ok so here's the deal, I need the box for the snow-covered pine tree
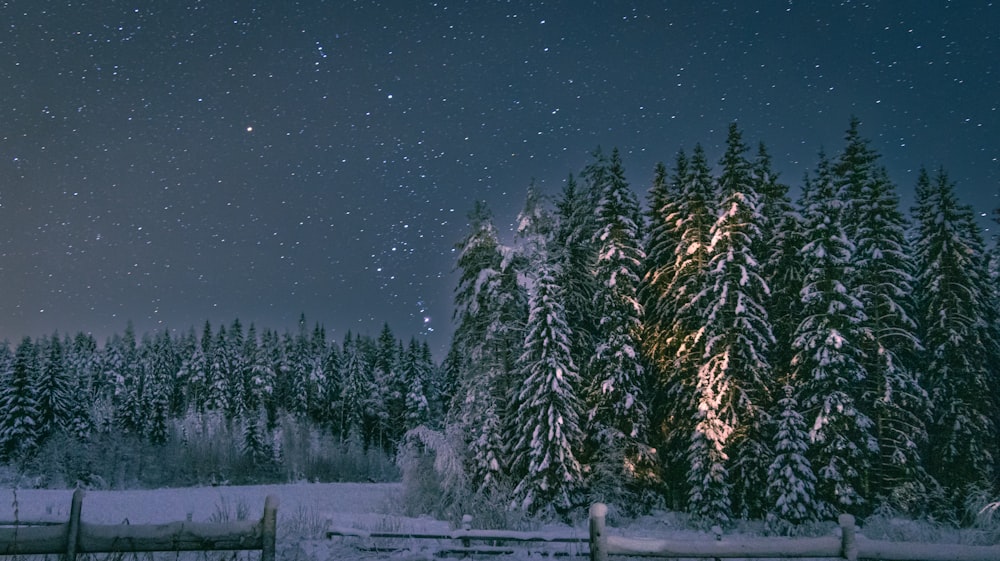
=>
[0,341,12,383]
[223,319,249,420]
[690,123,775,523]
[258,328,284,428]
[835,123,930,510]
[511,258,584,515]
[114,324,151,435]
[205,325,231,414]
[585,147,654,509]
[372,324,405,452]
[0,337,41,460]
[657,144,717,509]
[402,338,431,432]
[753,143,803,382]
[791,152,875,516]
[180,321,212,413]
[339,332,374,443]
[641,161,682,402]
[35,333,75,439]
[143,330,177,444]
[247,327,277,418]
[766,385,819,533]
[516,180,555,262]
[553,173,599,394]
[305,323,332,426]
[66,332,100,400]
[835,117,879,246]
[280,329,309,417]
[912,167,997,507]
[169,329,197,416]
[449,200,525,494]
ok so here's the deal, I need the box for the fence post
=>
[461,514,473,548]
[261,495,279,561]
[839,514,857,561]
[65,488,84,561]
[589,503,607,561]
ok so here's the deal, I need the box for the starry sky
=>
[1,1,997,356]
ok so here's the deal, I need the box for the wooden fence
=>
[329,502,1000,560]
[589,502,1000,561]
[0,489,278,561]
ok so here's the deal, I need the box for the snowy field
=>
[0,483,452,560]
[1,483,995,560]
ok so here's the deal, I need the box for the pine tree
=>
[372,323,404,452]
[402,339,431,432]
[553,173,599,394]
[516,180,555,263]
[657,144,717,508]
[66,332,100,400]
[281,329,309,417]
[206,326,231,414]
[224,319,249,420]
[181,321,213,413]
[511,260,584,515]
[585,147,654,508]
[449,200,525,493]
[247,328,277,417]
[791,152,875,515]
[754,143,803,384]
[912,167,997,506]
[835,123,930,509]
[340,332,374,442]
[35,333,75,438]
[766,386,819,533]
[258,329,283,428]
[0,337,41,460]
[143,331,177,444]
[641,160,682,395]
[690,124,774,523]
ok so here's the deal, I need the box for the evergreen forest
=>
[2,119,999,531]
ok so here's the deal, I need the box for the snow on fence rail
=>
[589,502,1000,561]
[0,489,278,561]
[328,513,589,557]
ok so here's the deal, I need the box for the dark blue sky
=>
[1,1,997,356]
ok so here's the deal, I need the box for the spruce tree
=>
[553,173,599,395]
[837,125,930,509]
[658,144,717,508]
[511,259,584,515]
[373,323,405,451]
[449,200,525,493]
[641,160,682,397]
[340,332,374,442]
[0,337,41,460]
[402,339,431,432]
[766,386,819,533]
[791,152,875,515]
[754,143,803,384]
[690,124,774,523]
[585,147,653,508]
[35,333,74,438]
[912,167,997,507]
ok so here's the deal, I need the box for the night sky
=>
[1,1,997,357]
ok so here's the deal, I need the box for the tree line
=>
[0,316,447,485]
[441,118,999,529]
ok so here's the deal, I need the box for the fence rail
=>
[0,489,278,561]
[590,502,1000,561]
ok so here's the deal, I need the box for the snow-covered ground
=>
[1,483,996,560]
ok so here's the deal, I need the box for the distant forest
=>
[2,119,998,530]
